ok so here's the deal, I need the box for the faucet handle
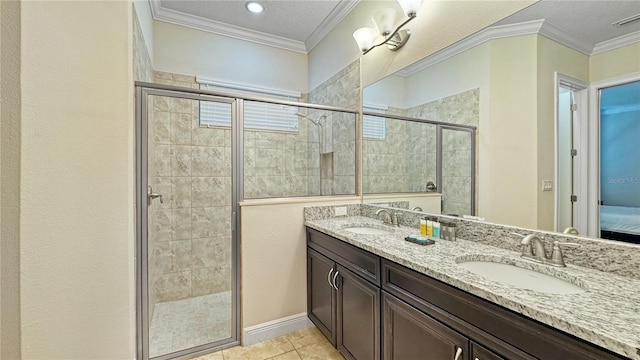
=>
[549,241,580,267]
[392,212,401,226]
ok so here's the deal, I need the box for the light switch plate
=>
[542,180,553,191]
[334,206,347,216]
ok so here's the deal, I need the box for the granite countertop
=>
[305,216,640,360]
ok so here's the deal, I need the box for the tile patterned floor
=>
[189,327,344,360]
[150,291,232,357]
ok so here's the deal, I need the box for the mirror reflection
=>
[362,0,640,243]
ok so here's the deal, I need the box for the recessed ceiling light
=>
[245,2,264,14]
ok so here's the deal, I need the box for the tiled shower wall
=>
[406,88,479,215]
[362,89,477,214]
[362,116,437,193]
[148,72,232,307]
[307,60,360,195]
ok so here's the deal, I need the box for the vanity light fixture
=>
[353,0,424,55]
[245,1,264,14]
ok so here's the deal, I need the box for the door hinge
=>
[570,195,577,203]
[571,103,577,111]
[571,149,577,157]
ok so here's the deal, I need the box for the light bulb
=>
[353,27,377,52]
[396,0,423,17]
[372,8,396,36]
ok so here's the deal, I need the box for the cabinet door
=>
[382,292,468,360]
[336,265,380,360]
[307,248,336,345]
[471,341,505,360]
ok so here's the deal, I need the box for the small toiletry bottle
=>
[426,217,433,237]
[420,218,427,236]
[449,222,457,241]
[433,220,441,239]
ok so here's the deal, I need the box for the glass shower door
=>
[440,127,475,216]
[139,88,237,359]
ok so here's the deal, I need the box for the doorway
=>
[136,85,240,359]
[598,80,640,243]
[555,74,587,234]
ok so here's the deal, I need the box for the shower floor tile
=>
[150,291,232,357]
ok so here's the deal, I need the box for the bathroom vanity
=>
[305,212,639,360]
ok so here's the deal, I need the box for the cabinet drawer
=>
[307,227,380,285]
[471,341,505,360]
[382,259,623,360]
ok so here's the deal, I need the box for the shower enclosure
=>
[136,86,239,360]
[361,112,476,215]
[136,83,357,360]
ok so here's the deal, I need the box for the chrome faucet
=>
[375,209,400,226]
[520,235,547,263]
[515,233,579,267]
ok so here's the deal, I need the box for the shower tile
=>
[153,96,170,111]
[152,111,171,144]
[193,122,228,147]
[151,210,173,242]
[155,271,192,302]
[152,240,192,273]
[256,132,284,149]
[172,98,192,114]
[172,177,192,209]
[171,112,192,145]
[153,145,172,177]
[192,147,227,177]
[192,266,231,296]
[244,131,256,148]
[192,177,231,207]
[172,208,192,240]
[192,236,230,269]
[172,146,192,177]
[192,207,228,239]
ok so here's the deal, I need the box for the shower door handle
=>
[147,185,163,206]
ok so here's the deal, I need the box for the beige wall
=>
[309,0,533,90]
[240,197,359,328]
[487,35,539,229]
[0,1,21,358]
[20,1,135,358]
[154,21,308,93]
[590,42,640,82]
[536,36,589,230]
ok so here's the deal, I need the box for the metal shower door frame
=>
[135,84,242,360]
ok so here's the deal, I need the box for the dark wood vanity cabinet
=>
[382,292,468,360]
[307,248,336,344]
[307,228,380,360]
[306,227,626,360]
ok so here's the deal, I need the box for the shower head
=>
[296,112,322,126]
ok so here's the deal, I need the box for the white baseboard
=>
[242,313,314,346]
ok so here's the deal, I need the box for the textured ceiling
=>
[495,0,640,46]
[159,0,345,42]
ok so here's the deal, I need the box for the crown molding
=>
[305,0,360,52]
[396,18,640,77]
[150,0,307,54]
[538,20,593,55]
[397,20,545,77]
[591,30,640,55]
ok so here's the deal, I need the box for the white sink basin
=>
[343,226,391,235]
[457,261,585,295]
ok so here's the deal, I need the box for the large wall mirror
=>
[361,0,640,243]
